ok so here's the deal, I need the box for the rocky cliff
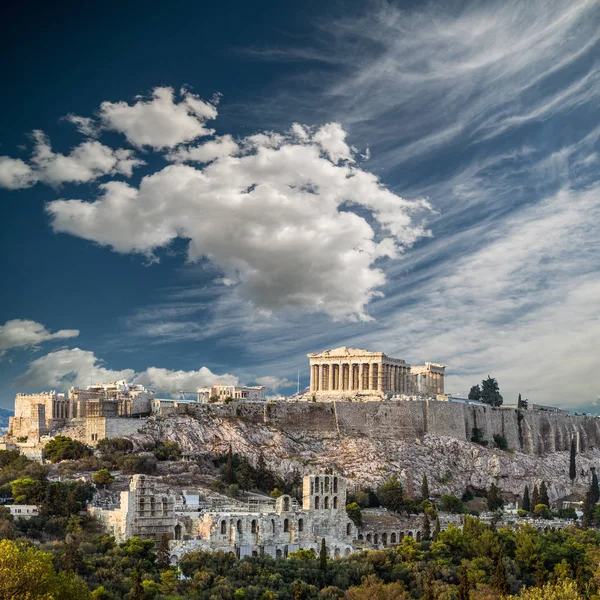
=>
[135,403,600,504]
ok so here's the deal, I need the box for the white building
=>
[197,383,266,404]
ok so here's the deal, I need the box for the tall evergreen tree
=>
[583,489,594,528]
[569,437,577,482]
[422,512,431,541]
[156,535,171,571]
[236,457,254,491]
[129,568,144,600]
[225,444,236,485]
[319,538,327,572]
[457,565,470,600]
[480,376,503,407]
[523,485,531,512]
[539,481,549,507]
[591,469,600,505]
[421,474,430,500]
[468,385,482,401]
[487,483,504,511]
[518,393,522,408]
[434,517,441,540]
[492,553,509,594]
[531,484,540,509]
[377,475,405,513]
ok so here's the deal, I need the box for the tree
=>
[93,469,115,488]
[523,485,531,512]
[480,376,503,407]
[225,445,236,485]
[440,494,465,514]
[377,475,404,513]
[434,517,441,540]
[319,538,327,572]
[346,502,362,526]
[44,436,91,463]
[235,457,254,491]
[531,484,539,509]
[505,580,583,599]
[591,469,600,505]
[539,481,549,508]
[422,512,431,541]
[468,385,482,401]
[457,564,470,600]
[421,474,430,500]
[492,553,509,594]
[569,437,577,482]
[156,534,171,571]
[129,567,144,600]
[487,483,504,511]
[582,490,594,528]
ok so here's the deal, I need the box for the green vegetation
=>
[493,433,509,450]
[44,436,91,463]
[93,468,115,487]
[468,376,503,406]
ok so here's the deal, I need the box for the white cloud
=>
[0,132,144,190]
[47,121,430,321]
[63,114,98,137]
[254,375,294,391]
[14,347,238,394]
[133,366,238,393]
[166,135,239,163]
[0,320,79,357]
[0,157,36,190]
[14,348,133,389]
[99,86,217,149]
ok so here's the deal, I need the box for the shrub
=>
[493,434,509,450]
[439,495,466,514]
[93,469,115,487]
[44,436,91,463]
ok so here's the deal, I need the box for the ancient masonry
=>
[92,473,357,560]
[307,347,445,397]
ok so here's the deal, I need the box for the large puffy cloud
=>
[14,348,239,393]
[0,131,144,190]
[0,320,79,357]
[47,122,430,320]
[98,87,217,149]
[14,348,134,389]
[254,375,294,391]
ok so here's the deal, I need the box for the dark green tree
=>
[224,445,235,485]
[531,484,540,509]
[522,485,531,512]
[422,511,431,541]
[457,564,470,600]
[156,534,171,571]
[480,376,503,407]
[128,568,144,600]
[319,538,327,572]
[569,437,577,482]
[491,553,509,594]
[539,481,549,508]
[591,469,600,505]
[377,475,405,513]
[582,490,594,528]
[346,502,362,526]
[487,483,504,511]
[44,436,91,463]
[235,457,254,491]
[468,385,482,401]
[421,474,430,500]
[434,517,441,540]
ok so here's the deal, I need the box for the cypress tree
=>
[421,474,430,500]
[523,485,531,512]
[319,538,327,572]
[591,469,600,505]
[422,512,431,541]
[457,565,470,600]
[569,437,577,482]
[531,484,539,509]
[434,517,441,540]
[539,481,549,507]
[487,483,504,511]
[129,568,144,600]
[156,534,171,571]
[492,553,508,594]
[582,490,594,529]
[518,393,522,408]
[225,444,235,485]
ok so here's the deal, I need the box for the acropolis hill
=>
[2,347,599,504]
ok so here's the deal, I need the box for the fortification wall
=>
[174,400,600,457]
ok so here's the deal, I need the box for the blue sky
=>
[1,0,599,411]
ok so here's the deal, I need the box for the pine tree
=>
[582,490,594,529]
[539,481,549,507]
[480,376,503,407]
[319,538,327,572]
[531,484,540,509]
[518,393,523,408]
[236,457,254,491]
[129,568,144,600]
[293,578,303,600]
[492,553,508,594]
[523,485,531,512]
[569,437,577,482]
[468,385,481,401]
[487,483,504,511]
[156,534,171,571]
[421,474,430,500]
[422,512,431,541]
[591,469,600,505]
[434,517,441,540]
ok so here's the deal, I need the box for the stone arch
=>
[315,496,320,510]
[220,520,226,534]
[366,533,372,543]
[324,496,329,509]
[298,518,304,532]
[325,476,330,491]
[374,533,379,545]
[271,519,276,533]
[358,534,364,541]
[283,496,290,512]
[390,532,396,544]
[315,476,320,490]
[416,531,421,542]
[284,518,289,532]
[162,497,168,516]
[333,496,338,509]
[381,532,387,546]
[251,519,257,533]
[346,523,352,536]
[334,547,340,558]
[276,549,282,558]
[334,477,338,493]
[407,531,413,538]
[345,548,351,557]
[174,523,182,540]
[139,497,145,513]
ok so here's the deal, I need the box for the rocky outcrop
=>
[135,409,600,504]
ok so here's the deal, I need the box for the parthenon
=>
[307,347,445,397]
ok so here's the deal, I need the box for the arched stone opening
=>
[251,519,257,533]
[381,533,387,546]
[174,524,182,540]
[374,533,379,545]
[284,518,289,532]
[333,477,338,493]
[366,533,372,543]
[390,533,396,544]
[315,496,320,510]
[271,519,276,533]
[333,496,338,509]
[324,496,329,509]
[346,523,352,536]
[298,518,304,532]
[220,520,226,534]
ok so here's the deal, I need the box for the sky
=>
[1,0,599,411]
